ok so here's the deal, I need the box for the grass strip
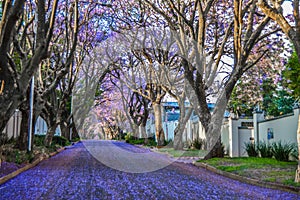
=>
[158,147,207,158]
[198,157,300,187]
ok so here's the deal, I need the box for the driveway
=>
[0,140,299,199]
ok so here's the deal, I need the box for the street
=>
[0,140,299,199]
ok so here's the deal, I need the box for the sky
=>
[283,1,293,15]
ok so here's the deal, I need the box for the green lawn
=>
[198,157,300,187]
[158,147,207,158]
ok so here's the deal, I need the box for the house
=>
[222,108,299,157]
[146,102,300,157]
[146,102,222,143]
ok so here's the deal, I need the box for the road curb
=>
[193,161,300,195]
[0,146,65,185]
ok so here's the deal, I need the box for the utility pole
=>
[28,76,34,152]
[70,94,73,141]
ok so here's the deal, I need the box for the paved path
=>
[0,140,299,199]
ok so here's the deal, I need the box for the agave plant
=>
[244,142,258,157]
[271,141,296,162]
[257,141,273,158]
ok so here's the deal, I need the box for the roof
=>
[162,102,229,119]
[165,112,180,121]
[162,102,215,110]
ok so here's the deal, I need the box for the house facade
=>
[147,102,300,157]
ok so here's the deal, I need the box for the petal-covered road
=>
[0,140,299,200]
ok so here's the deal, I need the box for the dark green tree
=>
[282,52,300,98]
[229,77,295,118]
[261,79,294,117]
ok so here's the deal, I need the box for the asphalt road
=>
[0,140,299,200]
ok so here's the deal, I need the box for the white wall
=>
[3,114,61,139]
[34,116,61,136]
[146,115,156,138]
[186,120,192,142]
[228,118,254,157]
[182,117,206,145]
[257,109,299,144]
[146,107,300,157]
[238,127,254,157]
[35,116,48,135]
[2,110,22,139]
[221,120,230,155]
[163,121,177,141]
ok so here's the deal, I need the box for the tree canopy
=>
[283,51,300,98]
[0,0,297,160]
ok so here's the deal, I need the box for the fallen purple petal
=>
[0,141,299,199]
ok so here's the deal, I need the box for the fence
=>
[2,113,61,140]
[1,110,22,140]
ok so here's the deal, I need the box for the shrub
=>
[72,137,81,142]
[291,147,298,160]
[34,135,46,146]
[244,142,258,157]
[164,139,173,146]
[125,133,132,143]
[6,137,17,145]
[128,138,144,145]
[15,150,22,164]
[52,136,70,147]
[192,138,206,150]
[26,152,35,163]
[34,135,70,147]
[125,134,157,147]
[257,141,273,158]
[146,137,157,147]
[0,132,9,145]
[119,131,126,140]
[271,141,295,162]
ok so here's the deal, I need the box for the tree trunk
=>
[204,136,224,159]
[139,125,148,144]
[203,86,233,159]
[69,115,79,141]
[0,146,2,167]
[60,121,69,139]
[153,103,165,146]
[0,7,51,135]
[0,79,24,135]
[16,109,29,151]
[294,44,300,65]
[0,1,26,133]
[295,113,300,182]
[44,122,57,147]
[204,119,224,158]
[174,125,184,150]
[174,104,193,150]
[71,125,79,140]
[132,124,139,138]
